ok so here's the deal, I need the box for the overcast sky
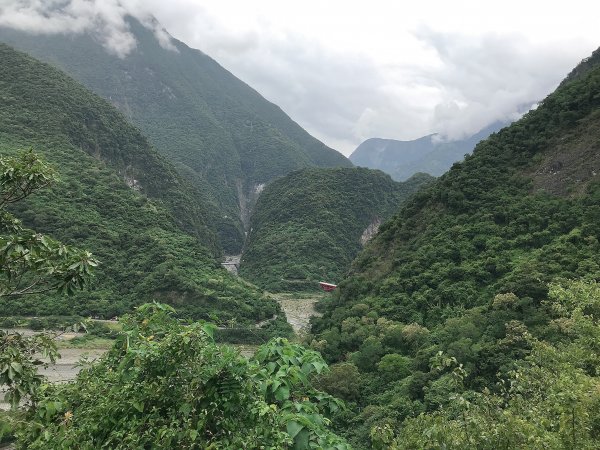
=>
[1,1,599,155]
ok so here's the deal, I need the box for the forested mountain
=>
[350,122,505,180]
[240,168,433,292]
[0,44,287,330]
[0,18,352,252]
[311,48,600,446]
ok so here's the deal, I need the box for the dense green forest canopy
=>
[0,44,287,332]
[240,168,433,292]
[309,47,600,447]
[0,18,352,252]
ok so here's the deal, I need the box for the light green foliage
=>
[0,331,58,409]
[0,152,98,297]
[241,168,433,291]
[0,151,91,419]
[14,304,350,449]
[252,338,351,449]
[377,354,411,382]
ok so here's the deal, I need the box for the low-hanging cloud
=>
[139,3,596,153]
[415,28,586,141]
[1,1,597,154]
[0,0,176,57]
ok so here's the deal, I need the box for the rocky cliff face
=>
[359,217,382,246]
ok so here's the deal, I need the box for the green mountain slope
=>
[310,49,600,446]
[239,168,434,292]
[0,44,284,329]
[350,122,505,181]
[0,18,352,252]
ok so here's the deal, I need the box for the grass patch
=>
[58,335,114,349]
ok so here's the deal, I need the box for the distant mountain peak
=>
[350,122,506,181]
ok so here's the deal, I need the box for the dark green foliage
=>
[376,281,600,449]
[240,168,433,291]
[560,45,600,87]
[309,48,600,447]
[316,50,600,333]
[0,19,352,252]
[214,315,294,345]
[0,44,284,328]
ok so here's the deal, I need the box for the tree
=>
[373,281,600,449]
[14,304,351,449]
[0,151,98,297]
[0,151,98,409]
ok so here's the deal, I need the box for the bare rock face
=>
[531,115,600,197]
[237,181,267,232]
[360,217,382,246]
[221,255,241,275]
[124,174,142,191]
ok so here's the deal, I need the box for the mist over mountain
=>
[0,16,351,253]
[2,2,600,448]
[350,122,507,180]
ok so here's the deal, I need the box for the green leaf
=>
[286,420,304,439]
[132,401,144,412]
[293,428,311,450]
[10,361,22,374]
[201,323,215,339]
[274,385,290,402]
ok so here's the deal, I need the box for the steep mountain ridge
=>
[322,61,600,328]
[0,44,285,329]
[240,168,434,292]
[350,122,505,180]
[311,47,600,446]
[0,18,352,252]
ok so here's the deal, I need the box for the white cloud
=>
[413,28,590,140]
[0,0,177,57]
[1,0,599,154]
[139,0,599,154]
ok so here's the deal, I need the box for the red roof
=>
[319,281,337,292]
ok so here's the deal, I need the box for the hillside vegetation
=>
[0,44,286,331]
[0,18,352,252]
[240,168,433,292]
[350,122,505,181]
[11,305,349,449]
[310,48,600,447]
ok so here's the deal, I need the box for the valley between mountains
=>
[1,12,600,450]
